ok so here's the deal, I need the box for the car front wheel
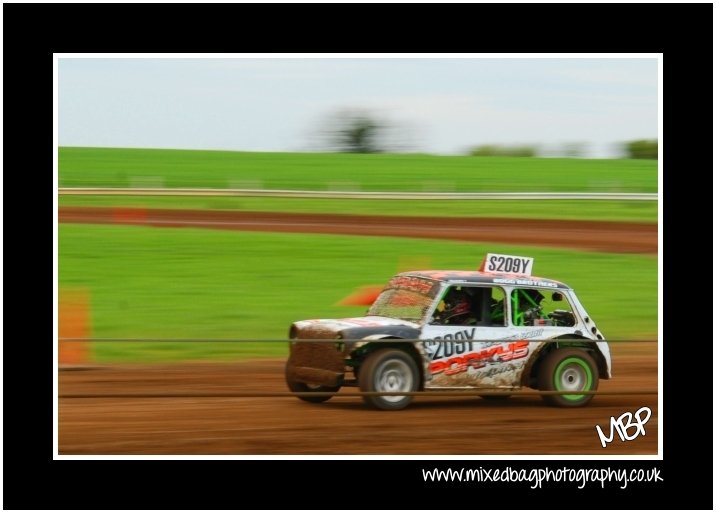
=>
[537,348,598,407]
[358,349,418,411]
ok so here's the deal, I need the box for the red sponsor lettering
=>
[430,340,530,375]
[388,276,435,294]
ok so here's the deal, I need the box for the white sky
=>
[57,55,659,158]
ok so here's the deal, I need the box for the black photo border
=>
[3,3,712,510]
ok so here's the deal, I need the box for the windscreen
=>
[367,276,440,322]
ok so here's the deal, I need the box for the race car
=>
[285,253,611,410]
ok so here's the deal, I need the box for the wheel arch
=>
[350,337,425,391]
[522,334,609,387]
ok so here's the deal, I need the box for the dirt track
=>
[58,207,658,456]
[59,350,657,456]
[59,206,657,254]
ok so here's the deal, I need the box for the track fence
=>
[59,187,658,201]
[58,337,657,400]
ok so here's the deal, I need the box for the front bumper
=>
[286,341,346,387]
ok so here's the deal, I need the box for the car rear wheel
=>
[537,348,598,407]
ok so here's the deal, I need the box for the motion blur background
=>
[57,55,658,364]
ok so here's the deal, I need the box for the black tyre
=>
[537,348,598,407]
[285,365,340,404]
[358,349,419,411]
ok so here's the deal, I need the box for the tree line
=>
[319,110,657,159]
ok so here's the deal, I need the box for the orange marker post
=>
[59,289,92,365]
[337,285,383,306]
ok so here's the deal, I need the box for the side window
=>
[541,290,576,327]
[432,286,474,326]
[489,287,507,326]
[510,288,576,327]
[432,286,506,326]
[511,288,546,326]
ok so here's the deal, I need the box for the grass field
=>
[59,224,657,363]
[59,147,658,192]
[59,146,658,222]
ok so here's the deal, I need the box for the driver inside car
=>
[433,288,477,325]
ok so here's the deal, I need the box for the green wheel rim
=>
[553,356,593,401]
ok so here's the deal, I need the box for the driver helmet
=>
[443,289,472,321]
